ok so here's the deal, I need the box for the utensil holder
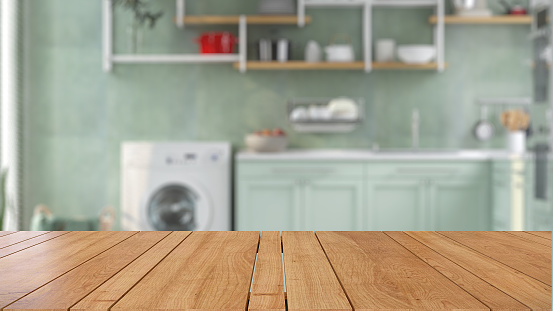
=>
[507,131,526,154]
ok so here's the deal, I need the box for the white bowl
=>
[245,134,288,152]
[397,45,436,64]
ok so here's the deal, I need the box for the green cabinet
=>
[237,159,492,231]
[365,162,490,231]
[492,171,511,230]
[365,179,428,230]
[304,178,364,230]
[235,162,364,231]
[236,178,301,231]
[431,178,489,230]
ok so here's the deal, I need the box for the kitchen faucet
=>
[412,108,419,150]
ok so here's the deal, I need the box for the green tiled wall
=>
[22,0,549,227]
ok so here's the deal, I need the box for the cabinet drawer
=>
[367,162,489,178]
[237,162,364,178]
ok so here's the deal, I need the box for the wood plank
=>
[4,231,170,311]
[372,62,447,70]
[385,231,530,310]
[233,61,444,71]
[249,231,285,311]
[282,231,351,311]
[0,231,50,248]
[71,231,191,311]
[0,231,15,237]
[407,231,552,310]
[429,15,533,24]
[0,231,69,258]
[316,231,488,310]
[0,231,136,309]
[179,15,312,25]
[506,232,552,247]
[440,231,552,286]
[111,231,259,311]
[528,231,553,240]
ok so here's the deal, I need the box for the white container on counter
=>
[507,131,526,154]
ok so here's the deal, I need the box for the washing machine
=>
[121,142,231,231]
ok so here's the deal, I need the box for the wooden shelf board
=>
[429,15,532,24]
[176,15,312,25]
[233,61,445,70]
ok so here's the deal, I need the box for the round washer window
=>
[148,184,198,231]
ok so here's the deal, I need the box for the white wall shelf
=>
[297,0,445,72]
[103,0,445,73]
[102,0,247,72]
[112,54,241,64]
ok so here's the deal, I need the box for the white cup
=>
[375,39,396,62]
[507,131,526,154]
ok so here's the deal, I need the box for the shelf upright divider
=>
[239,15,248,73]
[176,0,185,29]
[298,0,306,27]
[103,0,113,72]
[436,0,445,72]
[363,0,373,72]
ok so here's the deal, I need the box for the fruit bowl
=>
[245,129,288,153]
[397,45,436,64]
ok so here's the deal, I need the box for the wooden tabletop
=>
[0,231,550,311]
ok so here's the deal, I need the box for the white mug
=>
[375,39,396,62]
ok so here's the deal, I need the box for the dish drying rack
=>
[287,98,364,133]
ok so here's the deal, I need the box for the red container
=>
[196,33,218,54]
[195,32,237,54]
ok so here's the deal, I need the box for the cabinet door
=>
[304,179,364,231]
[430,179,490,231]
[236,178,301,231]
[365,179,428,231]
[492,175,511,231]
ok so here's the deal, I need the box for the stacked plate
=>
[258,0,296,14]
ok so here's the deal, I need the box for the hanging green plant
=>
[113,0,164,28]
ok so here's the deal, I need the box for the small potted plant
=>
[114,0,164,53]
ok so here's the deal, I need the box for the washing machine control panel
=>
[164,149,228,166]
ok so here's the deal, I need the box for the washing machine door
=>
[145,182,213,231]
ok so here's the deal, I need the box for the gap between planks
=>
[314,232,355,311]
[0,231,139,310]
[69,231,193,310]
[383,231,531,310]
[437,231,552,287]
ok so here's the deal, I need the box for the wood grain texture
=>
[71,231,191,311]
[282,231,351,311]
[249,231,285,311]
[528,231,553,240]
[0,231,50,248]
[4,231,170,311]
[0,231,136,309]
[0,231,68,258]
[232,61,445,71]
[440,231,552,286]
[316,231,488,310]
[506,232,552,247]
[178,15,312,25]
[0,231,15,237]
[111,231,259,311]
[407,231,552,310]
[429,15,533,24]
[385,231,530,310]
